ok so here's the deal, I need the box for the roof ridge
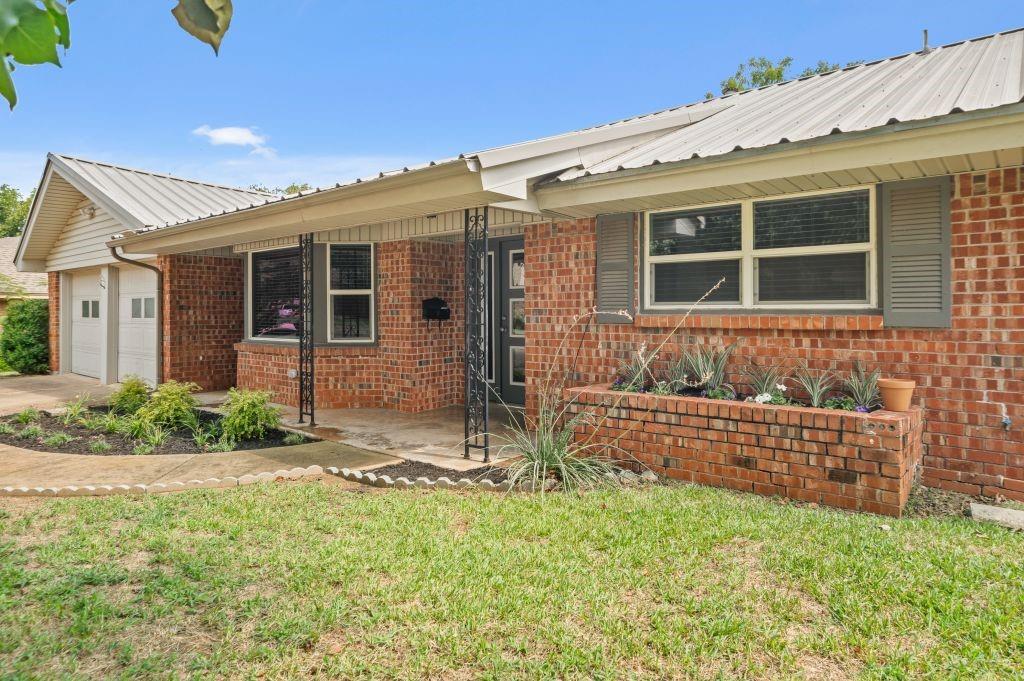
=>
[50,153,273,197]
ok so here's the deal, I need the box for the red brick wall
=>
[160,254,244,391]
[236,239,465,412]
[47,272,59,373]
[526,168,1024,502]
[571,386,924,516]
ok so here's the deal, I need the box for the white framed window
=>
[644,186,876,310]
[80,299,100,319]
[327,243,375,343]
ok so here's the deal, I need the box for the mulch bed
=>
[370,460,509,484]
[0,408,305,456]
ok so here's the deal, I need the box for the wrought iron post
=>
[298,233,316,426]
[464,207,489,461]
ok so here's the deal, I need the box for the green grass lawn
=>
[1,483,1021,679]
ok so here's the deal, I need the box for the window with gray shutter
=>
[880,177,951,327]
[595,213,635,324]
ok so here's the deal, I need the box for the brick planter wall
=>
[236,239,465,412]
[568,386,924,516]
[526,167,1024,502]
[159,254,244,391]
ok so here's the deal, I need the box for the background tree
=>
[0,185,34,237]
[248,182,312,196]
[0,0,232,109]
[709,56,866,98]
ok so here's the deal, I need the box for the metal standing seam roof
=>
[556,27,1024,181]
[50,154,273,230]
[111,25,1024,238]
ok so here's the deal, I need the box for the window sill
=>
[633,311,884,331]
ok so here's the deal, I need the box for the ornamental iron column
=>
[298,233,316,426]
[464,207,489,461]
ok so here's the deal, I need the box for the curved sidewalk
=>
[0,441,399,491]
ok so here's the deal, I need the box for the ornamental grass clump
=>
[744,361,793,405]
[669,342,737,399]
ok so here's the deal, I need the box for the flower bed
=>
[567,386,924,517]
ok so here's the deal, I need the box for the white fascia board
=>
[473,103,730,168]
[14,161,55,271]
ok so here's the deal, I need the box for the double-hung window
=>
[645,187,875,309]
[329,244,374,342]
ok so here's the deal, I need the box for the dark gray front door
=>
[491,237,525,406]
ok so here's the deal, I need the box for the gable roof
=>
[554,27,1024,182]
[16,154,270,269]
[0,238,47,297]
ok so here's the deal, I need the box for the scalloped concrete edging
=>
[326,466,518,492]
[0,465,326,498]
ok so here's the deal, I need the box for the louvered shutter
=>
[595,213,635,324]
[880,177,951,327]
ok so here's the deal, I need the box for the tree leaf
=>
[0,59,16,110]
[0,0,61,66]
[171,0,232,54]
[42,0,69,49]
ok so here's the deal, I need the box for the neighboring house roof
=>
[0,237,47,297]
[15,154,271,270]
[109,25,1024,243]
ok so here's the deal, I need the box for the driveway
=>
[0,374,116,414]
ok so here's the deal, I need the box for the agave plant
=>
[793,363,837,408]
[669,342,738,398]
[843,361,881,412]
[611,341,657,393]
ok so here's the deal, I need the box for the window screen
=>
[330,245,372,289]
[757,253,868,302]
[251,248,301,339]
[649,204,741,256]
[651,260,740,304]
[754,190,869,249]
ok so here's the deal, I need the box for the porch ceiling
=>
[112,161,517,255]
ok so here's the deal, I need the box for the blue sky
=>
[2,1,1020,193]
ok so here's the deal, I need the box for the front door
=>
[491,237,525,406]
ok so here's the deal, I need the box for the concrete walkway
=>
[0,374,116,413]
[0,441,399,489]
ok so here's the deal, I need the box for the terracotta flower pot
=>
[878,378,916,412]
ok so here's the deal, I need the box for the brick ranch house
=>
[14,27,1024,510]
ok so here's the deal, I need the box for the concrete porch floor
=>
[274,403,522,472]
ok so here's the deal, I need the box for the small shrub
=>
[59,394,91,426]
[843,362,881,412]
[132,443,154,456]
[282,432,306,446]
[89,439,112,454]
[43,432,75,448]
[17,424,43,440]
[0,299,49,374]
[136,380,199,429]
[793,364,837,408]
[0,422,14,435]
[109,376,150,415]
[824,395,857,411]
[219,388,281,442]
[14,407,39,424]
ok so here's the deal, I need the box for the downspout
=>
[109,246,163,384]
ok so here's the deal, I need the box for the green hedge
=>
[1,299,49,375]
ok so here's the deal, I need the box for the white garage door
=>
[117,267,158,385]
[70,270,102,378]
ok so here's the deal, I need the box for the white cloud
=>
[192,125,274,157]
